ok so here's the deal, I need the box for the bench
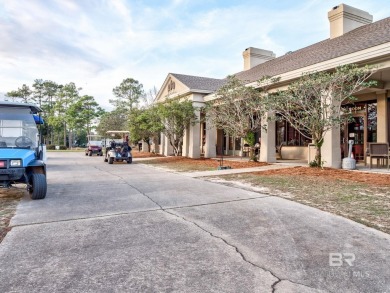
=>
[367,143,389,169]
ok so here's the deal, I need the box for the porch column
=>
[204,122,217,158]
[141,140,148,152]
[225,135,229,155]
[322,125,341,168]
[152,137,159,153]
[182,125,190,157]
[160,133,165,156]
[321,92,341,168]
[260,113,276,163]
[376,92,388,142]
[239,137,244,157]
[164,135,173,156]
[188,104,201,158]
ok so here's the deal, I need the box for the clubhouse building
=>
[154,4,390,168]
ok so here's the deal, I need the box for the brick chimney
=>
[328,4,373,39]
[242,47,275,70]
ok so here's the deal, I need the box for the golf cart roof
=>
[106,131,130,134]
[0,101,42,113]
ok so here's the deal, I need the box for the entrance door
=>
[341,114,367,161]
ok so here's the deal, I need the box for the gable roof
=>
[235,17,390,83]
[170,73,226,92]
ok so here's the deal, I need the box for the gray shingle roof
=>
[235,17,390,83]
[170,73,226,92]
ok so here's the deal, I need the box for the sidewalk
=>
[354,162,390,174]
[182,157,390,177]
[182,159,307,178]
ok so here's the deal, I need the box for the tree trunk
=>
[68,130,73,150]
[63,122,67,147]
[313,138,324,167]
[147,141,151,152]
[315,145,321,167]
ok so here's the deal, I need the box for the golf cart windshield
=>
[88,140,102,146]
[0,107,38,149]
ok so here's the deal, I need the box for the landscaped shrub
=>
[59,145,67,150]
[46,145,56,150]
[309,159,325,168]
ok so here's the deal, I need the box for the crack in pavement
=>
[42,166,320,292]
[163,209,321,293]
[109,172,319,293]
[10,208,162,228]
[271,279,282,293]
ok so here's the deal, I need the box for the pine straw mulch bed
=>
[137,156,269,172]
[131,151,163,158]
[0,188,24,243]
[253,166,390,186]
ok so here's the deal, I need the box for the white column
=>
[188,107,201,158]
[204,122,217,158]
[376,92,388,143]
[160,133,165,156]
[141,141,148,152]
[260,113,276,163]
[182,125,189,157]
[225,134,229,155]
[239,138,244,157]
[322,125,341,168]
[321,91,341,168]
[164,135,173,156]
[152,137,159,153]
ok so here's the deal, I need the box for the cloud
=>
[1,0,389,109]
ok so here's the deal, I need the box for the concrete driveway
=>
[0,152,389,293]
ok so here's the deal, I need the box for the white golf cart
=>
[104,131,132,164]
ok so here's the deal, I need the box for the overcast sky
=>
[1,0,389,109]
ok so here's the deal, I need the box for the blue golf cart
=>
[0,101,47,199]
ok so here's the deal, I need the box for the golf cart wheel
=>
[104,156,108,162]
[88,151,92,156]
[29,173,47,200]
[127,157,132,164]
[85,152,88,156]
[109,157,114,164]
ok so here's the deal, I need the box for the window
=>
[276,118,310,147]
[367,101,377,143]
[235,138,241,150]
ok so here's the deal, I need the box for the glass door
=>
[341,114,367,161]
